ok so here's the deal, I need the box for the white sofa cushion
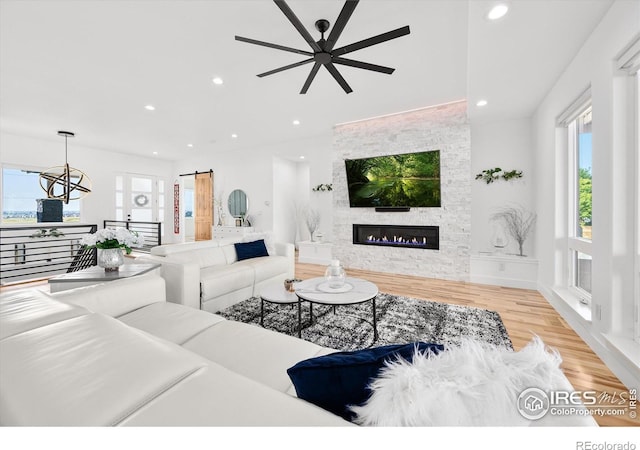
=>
[182,320,332,393]
[222,244,238,264]
[0,289,88,340]
[0,312,208,426]
[236,255,290,283]
[118,301,225,345]
[150,239,224,256]
[170,246,227,269]
[200,264,254,299]
[48,273,165,317]
[118,365,351,426]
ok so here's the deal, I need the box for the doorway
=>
[180,170,213,242]
[194,172,213,241]
[115,173,165,236]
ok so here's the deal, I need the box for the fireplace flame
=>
[365,234,428,246]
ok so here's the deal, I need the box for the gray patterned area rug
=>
[218,293,513,351]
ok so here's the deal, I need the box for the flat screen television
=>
[345,150,441,208]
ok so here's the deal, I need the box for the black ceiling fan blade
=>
[324,0,359,52]
[324,63,353,94]
[300,62,322,94]
[257,58,314,77]
[235,36,313,56]
[332,25,410,57]
[332,57,395,74]
[273,0,322,53]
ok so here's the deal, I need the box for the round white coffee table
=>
[259,283,300,329]
[294,277,379,341]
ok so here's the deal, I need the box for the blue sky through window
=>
[2,168,80,218]
[579,133,592,173]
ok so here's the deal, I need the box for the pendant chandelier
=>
[39,131,92,204]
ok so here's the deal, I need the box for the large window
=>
[567,105,593,303]
[1,166,80,223]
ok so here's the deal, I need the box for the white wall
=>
[305,143,334,243]
[272,157,298,244]
[0,132,174,228]
[294,162,310,245]
[173,150,274,236]
[173,134,334,245]
[532,0,639,388]
[471,118,535,255]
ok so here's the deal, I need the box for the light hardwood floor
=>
[296,260,637,427]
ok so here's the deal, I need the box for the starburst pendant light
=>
[39,131,92,204]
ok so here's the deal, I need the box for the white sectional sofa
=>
[0,275,348,426]
[0,274,598,427]
[137,236,294,313]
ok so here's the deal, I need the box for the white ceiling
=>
[0,0,613,161]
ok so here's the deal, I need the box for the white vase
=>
[491,225,509,254]
[97,248,124,272]
[324,259,346,288]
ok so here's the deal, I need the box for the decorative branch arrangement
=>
[490,205,536,257]
[312,183,333,192]
[475,168,523,184]
[305,208,321,241]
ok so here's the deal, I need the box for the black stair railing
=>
[102,220,161,253]
[0,223,98,285]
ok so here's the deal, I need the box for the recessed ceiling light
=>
[212,77,223,85]
[487,3,509,20]
[145,105,155,111]
[293,120,300,125]
[152,151,158,155]
[299,156,305,160]
[187,143,193,148]
[231,134,238,138]
[476,99,488,107]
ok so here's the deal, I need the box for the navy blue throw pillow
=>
[234,239,269,261]
[287,342,444,421]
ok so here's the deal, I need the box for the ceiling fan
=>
[235,0,410,94]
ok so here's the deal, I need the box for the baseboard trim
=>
[470,274,537,290]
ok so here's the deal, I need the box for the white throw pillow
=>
[349,337,568,426]
[242,232,276,255]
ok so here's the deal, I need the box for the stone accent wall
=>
[332,101,471,281]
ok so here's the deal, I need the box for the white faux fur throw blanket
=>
[349,337,569,426]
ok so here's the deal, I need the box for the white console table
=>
[470,253,538,290]
[298,240,332,265]
[212,226,254,239]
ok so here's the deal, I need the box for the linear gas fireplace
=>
[353,224,439,250]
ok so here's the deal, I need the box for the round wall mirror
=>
[228,189,249,217]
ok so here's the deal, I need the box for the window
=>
[567,104,593,303]
[1,166,80,223]
[615,34,640,343]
